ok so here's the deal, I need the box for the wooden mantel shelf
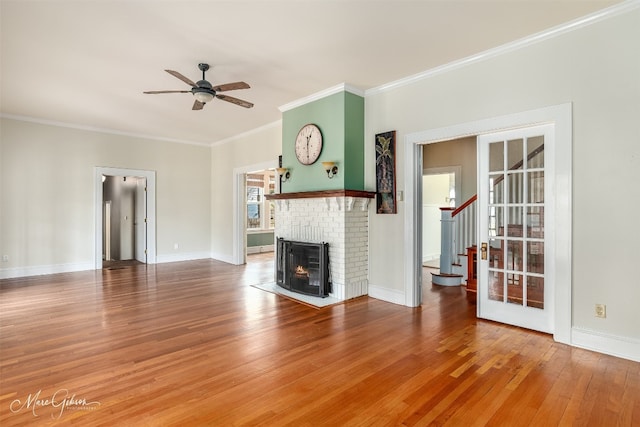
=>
[266,189,376,200]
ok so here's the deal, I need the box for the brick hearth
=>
[268,190,375,300]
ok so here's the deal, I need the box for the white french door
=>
[477,124,554,333]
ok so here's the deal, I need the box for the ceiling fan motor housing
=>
[195,80,213,90]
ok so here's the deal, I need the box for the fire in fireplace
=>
[276,238,331,297]
[295,265,309,277]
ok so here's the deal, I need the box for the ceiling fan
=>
[144,63,253,110]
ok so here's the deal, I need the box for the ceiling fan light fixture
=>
[193,91,214,104]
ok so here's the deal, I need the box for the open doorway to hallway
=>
[102,175,146,269]
[421,137,476,289]
[94,167,156,270]
[422,169,458,270]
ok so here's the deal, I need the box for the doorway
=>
[94,167,157,269]
[404,103,572,343]
[232,160,278,265]
[102,175,147,264]
[422,167,460,268]
[246,169,276,259]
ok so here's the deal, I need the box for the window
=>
[246,170,276,230]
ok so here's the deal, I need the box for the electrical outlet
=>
[174,243,179,250]
[595,304,606,318]
[2,255,8,262]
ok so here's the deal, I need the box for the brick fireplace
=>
[267,190,375,301]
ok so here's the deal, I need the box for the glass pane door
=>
[478,125,552,333]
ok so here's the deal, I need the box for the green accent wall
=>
[247,231,274,247]
[281,90,364,193]
[344,92,365,190]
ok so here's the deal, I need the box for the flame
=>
[295,265,309,277]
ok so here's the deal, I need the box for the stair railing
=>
[439,143,544,268]
[451,195,477,263]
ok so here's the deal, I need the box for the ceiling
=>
[0,0,622,146]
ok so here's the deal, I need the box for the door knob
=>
[481,242,488,260]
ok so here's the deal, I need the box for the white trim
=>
[368,284,406,306]
[156,252,212,264]
[278,83,365,112]
[95,167,157,269]
[404,142,423,306]
[0,262,95,280]
[246,228,275,234]
[211,120,282,147]
[232,160,279,265]
[366,0,640,96]
[210,251,235,264]
[404,103,572,344]
[1,113,211,147]
[572,327,640,363]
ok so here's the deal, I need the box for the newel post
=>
[439,208,456,274]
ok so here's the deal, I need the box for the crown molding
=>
[0,113,212,147]
[278,83,365,112]
[366,0,640,97]
[210,120,282,147]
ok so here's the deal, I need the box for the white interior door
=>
[135,177,147,263]
[477,124,553,333]
[104,201,112,261]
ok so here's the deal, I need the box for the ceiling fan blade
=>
[143,90,191,94]
[216,94,254,108]
[192,100,205,110]
[212,82,250,92]
[165,70,197,87]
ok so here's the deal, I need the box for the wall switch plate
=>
[595,304,606,318]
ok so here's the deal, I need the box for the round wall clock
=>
[295,124,323,165]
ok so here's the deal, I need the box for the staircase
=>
[430,196,477,287]
[430,142,544,296]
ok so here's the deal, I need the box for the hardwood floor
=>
[1,254,638,426]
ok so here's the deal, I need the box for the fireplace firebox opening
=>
[276,238,331,297]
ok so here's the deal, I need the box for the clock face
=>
[295,124,323,165]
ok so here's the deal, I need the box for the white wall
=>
[0,118,212,276]
[366,8,640,347]
[422,174,449,262]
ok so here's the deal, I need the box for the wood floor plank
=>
[0,255,638,426]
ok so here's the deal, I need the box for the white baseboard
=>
[155,252,213,264]
[368,283,406,306]
[1,252,227,279]
[422,253,440,262]
[571,327,640,362]
[209,251,235,264]
[0,262,95,279]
